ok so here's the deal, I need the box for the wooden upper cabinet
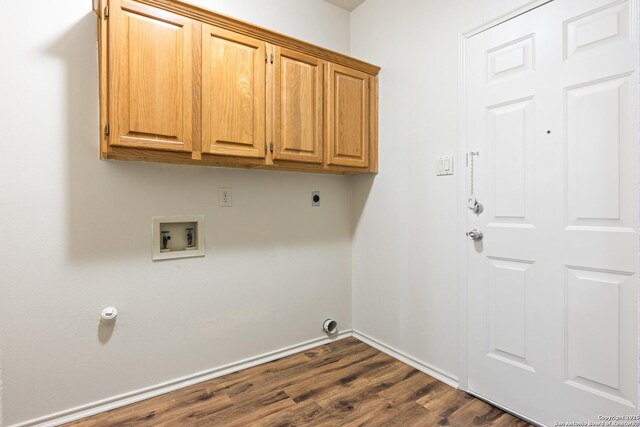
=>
[273,48,324,164]
[201,25,266,159]
[96,0,379,173]
[326,64,370,168]
[109,0,193,152]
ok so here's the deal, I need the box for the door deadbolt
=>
[468,198,484,215]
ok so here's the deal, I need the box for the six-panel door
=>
[326,64,370,168]
[465,0,638,424]
[109,0,193,152]
[273,48,324,164]
[201,25,266,159]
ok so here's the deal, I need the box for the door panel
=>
[487,35,534,83]
[326,64,370,168]
[109,0,193,152]
[487,97,534,224]
[202,25,265,158]
[566,268,621,390]
[487,257,534,372]
[566,74,633,228]
[273,48,324,164]
[466,0,638,424]
[564,0,631,60]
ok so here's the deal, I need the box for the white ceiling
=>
[323,0,366,12]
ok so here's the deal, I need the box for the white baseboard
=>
[352,332,538,425]
[352,331,459,389]
[12,330,353,427]
[12,329,461,427]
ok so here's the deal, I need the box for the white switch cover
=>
[436,156,454,176]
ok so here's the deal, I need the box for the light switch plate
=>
[436,156,454,176]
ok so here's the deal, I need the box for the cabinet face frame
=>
[108,0,194,152]
[95,0,109,159]
[201,24,266,159]
[273,47,324,164]
[326,63,370,169]
[369,75,379,173]
[98,0,379,174]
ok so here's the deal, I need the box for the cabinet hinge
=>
[104,5,109,18]
[270,54,274,64]
[104,123,110,136]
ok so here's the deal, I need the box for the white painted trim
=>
[456,0,556,397]
[11,331,353,427]
[464,0,553,38]
[11,330,470,427]
[352,331,459,389]
[456,30,469,393]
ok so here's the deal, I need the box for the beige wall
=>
[350,0,537,383]
[0,1,352,424]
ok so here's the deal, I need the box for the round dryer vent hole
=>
[323,319,338,334]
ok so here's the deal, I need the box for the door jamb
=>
[456,0,554,392]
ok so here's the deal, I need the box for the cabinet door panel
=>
[274,48,323,164]
[327,64,370,168]
[110,0,193,152]
[202,25,265,158]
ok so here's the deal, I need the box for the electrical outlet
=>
[312,191,320,207]
[219,187,232,207]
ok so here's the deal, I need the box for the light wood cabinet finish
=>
[326,64,370,168]
[202,25,266,159]
[109,0,193,152]
[95,0,380,174]
[273,48,324,164]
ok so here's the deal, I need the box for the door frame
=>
[456,0,640,420]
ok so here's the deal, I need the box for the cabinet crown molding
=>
[126,0,380,76]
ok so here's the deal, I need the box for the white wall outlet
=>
[436,155,454,176]
[312,191,320,207]
[219,187,232,207]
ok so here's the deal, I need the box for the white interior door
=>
[466,0,638,425]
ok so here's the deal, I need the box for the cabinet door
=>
[326,64,370,168]
[273,48,324,164]
[202,25,266,158]
[109,0,193,152]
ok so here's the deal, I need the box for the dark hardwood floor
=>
[64,337,531,426]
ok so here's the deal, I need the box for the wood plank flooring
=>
[64,337,531,426]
